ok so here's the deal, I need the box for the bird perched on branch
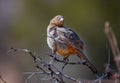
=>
[47,15,98,74]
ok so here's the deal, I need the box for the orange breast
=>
[56,45,76,57]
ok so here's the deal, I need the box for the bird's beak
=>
[60,17,64,22]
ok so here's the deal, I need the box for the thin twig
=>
[49,54,82,65]
[106,44,111,65]
[25,72,35,83]
[9,47,82,83]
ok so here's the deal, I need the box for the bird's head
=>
[50,15,64,27]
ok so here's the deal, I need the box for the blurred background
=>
[0,0,120,83]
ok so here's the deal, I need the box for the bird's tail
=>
[77,51,98,74]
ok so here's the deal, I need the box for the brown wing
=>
[66,28,84,51]
[54,27,84,51]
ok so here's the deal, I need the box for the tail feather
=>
[77,51,98,74]
[83,59,98,74]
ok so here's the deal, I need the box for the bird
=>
[47,15,98,75]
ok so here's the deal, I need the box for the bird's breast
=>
[56,43,76,57]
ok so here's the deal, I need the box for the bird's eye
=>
[56,17,60,20]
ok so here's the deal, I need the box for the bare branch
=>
[104,21,120,76]
[104,21,120,56]
[9,47,82,83]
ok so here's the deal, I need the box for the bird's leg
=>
[49,48,57,64]
[52,43,58,55]
[62,57,69,72]
[52,48,56,55]
[52,48,57,59]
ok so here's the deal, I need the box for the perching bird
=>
[47,15,98,74]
